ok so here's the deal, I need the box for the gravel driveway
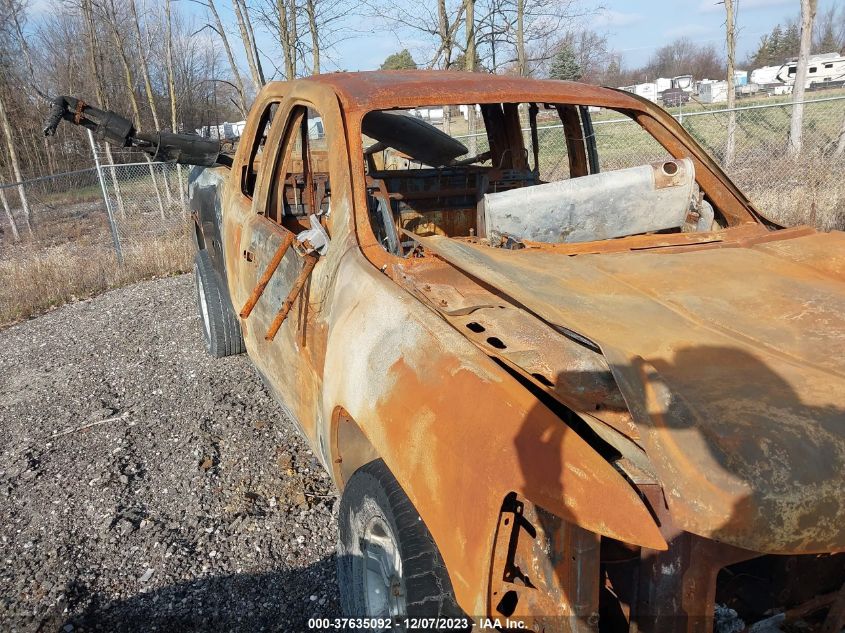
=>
[0,274,340,632]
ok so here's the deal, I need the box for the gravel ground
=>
[0,274,340,632]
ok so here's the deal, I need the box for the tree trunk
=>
[206,0,249,115]
[0,186,20,243]
[516,0,526,76]
[464,0,477,154]
[232,0,264,91]
[105,2,168,219]
[44,137,56,177]
[130,0,160,129]
[165,0,188,214]
[242,0,265,84]
[437,0,450,67]
[288,0,299,77]
[82,0,127,221]
[306,0,320,74]
[788,0,818,157]
[464,0,475,72]
[0,92,32,235]
[724,0,736,167]
[276,0,295,79]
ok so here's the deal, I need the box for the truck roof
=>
[270,70,646,113]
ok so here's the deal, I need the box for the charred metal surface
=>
[240,231,295,319]
[415,231,845,554]
[489,492,601,633]
[178,72,844,628]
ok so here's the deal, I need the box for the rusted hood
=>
[417,231,845,554]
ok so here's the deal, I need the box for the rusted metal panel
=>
[488,493,601,633]
[481,158,695,243]
[319,252,666,613]
[412,231,845,554]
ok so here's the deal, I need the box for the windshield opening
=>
[360,102,728,256]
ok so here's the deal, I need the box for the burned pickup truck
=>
[47,72,844,633]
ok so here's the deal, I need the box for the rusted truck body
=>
[181,72,845,632]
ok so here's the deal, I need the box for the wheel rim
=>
[195,269,211,342]
[361,515,406,623]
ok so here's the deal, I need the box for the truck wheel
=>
[193,250,245,358]
[337,460,468,631]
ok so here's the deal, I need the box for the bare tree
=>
[129,0,178,205]
[82,0,127,218]
[232,0,265,89]
[129,0,161,128]
[305,0,320,74]
[539,29,609,82]
[515,0,525,75]
[0,93,31,234]
[464,0,477,153]
[195,0,249,115]
[724,0,736,166]
[0,0,33,234]
[788,0,818,157]
[164,0,188,212]
[101,0,168,218]
[0,185,19,242]
[364,0,465,69]
[279,0,297,78]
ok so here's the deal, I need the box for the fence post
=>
[87,129,124,264]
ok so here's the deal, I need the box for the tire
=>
[337,460,468,632]
[193,250,245,358]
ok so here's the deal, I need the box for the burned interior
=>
[358,102,720,255]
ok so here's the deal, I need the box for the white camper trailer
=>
[699,81,728,104]
[620,83,660,102]
[751,65,782,85]
[776,53,845,87]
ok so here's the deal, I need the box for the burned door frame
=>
[237,89,350,445]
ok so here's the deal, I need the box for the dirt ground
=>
[0,274,340,632]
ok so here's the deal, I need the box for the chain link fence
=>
[0,159,191,324]
[453,95,845,231]
[0,95,843,324]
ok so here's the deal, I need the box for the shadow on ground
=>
[55,555,340,632]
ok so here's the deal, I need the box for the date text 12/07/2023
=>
[306,616,528,629]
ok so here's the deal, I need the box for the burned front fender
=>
[319,251,665,614]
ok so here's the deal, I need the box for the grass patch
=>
[0,236,192,326]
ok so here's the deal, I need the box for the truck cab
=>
[188,72,845,633]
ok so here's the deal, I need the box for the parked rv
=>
[775,52,845,88]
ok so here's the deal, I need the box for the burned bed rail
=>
[43,95,227,167]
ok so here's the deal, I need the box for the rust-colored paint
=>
[239,230,294,318]
[205,71,844,628]
[264,253,318,341]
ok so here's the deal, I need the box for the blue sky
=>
[318,0,842,73]
[31,0,839,77]
[591,0,840,68]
